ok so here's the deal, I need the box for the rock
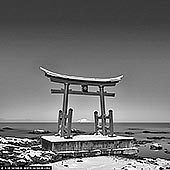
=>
[134,140,152,145]
[0,137,8,144]
[51,154,62,162]
[29,129,51,134]
[124,131,134,135]
[4,136,39,147]
[164,149,170,154]
[150,143,163,150]
[0,146,4,152]
[0,136,61,165]
[71,128,86,135]
[2,150,9,154]
[2,127,14,130]
[88,132,95,135]
[142,130,169,134]
[77,159,83,162]
[147,136,165,140]
[42,150,55,156]
[31,145,42,151]
[128,128,143,130]
[16,159,27,166]
[0,158,13,166]
[7,153,16,160]
[17,154,32,163]
[24,155,32,162]
[25,150,42,158]
[13,148,23,155]
[39,156,51,164]
[4,145,15,152]
[144,158,159,165]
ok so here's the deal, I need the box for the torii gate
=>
[40,67,123,138]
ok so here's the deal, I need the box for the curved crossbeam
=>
[40,66,123,86]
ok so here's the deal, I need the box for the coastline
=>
[1,122,170,169]
[0,135,170,169]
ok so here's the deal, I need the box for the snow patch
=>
[76,118,91,123]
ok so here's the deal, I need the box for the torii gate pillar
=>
[61,83,70,136]
[99,85,106,135]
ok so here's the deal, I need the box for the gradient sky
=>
[0,0,169,122]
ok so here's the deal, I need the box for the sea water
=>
[0,122,170,160]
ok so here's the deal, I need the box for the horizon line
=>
[0,120,170,123]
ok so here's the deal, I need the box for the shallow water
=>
[0,122,170,159]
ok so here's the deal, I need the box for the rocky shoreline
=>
[0,135,170,169]
[0,136,62,166]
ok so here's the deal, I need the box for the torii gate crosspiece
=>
[40,67,123,138]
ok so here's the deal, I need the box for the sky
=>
[0,0,170,122]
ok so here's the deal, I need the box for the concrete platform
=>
[41,135,137,155]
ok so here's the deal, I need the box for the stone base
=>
[41,135,138,156]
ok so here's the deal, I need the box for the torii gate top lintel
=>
[40,66,123,86]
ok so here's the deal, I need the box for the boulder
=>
[29,129,51,134]
[164,149,170,154]
[0,158,13,166]
[31,145,42,151]
[16,159,27,166]
[25,150,42,158]
[0,137,8,144]
[134,140,152,145]
[2,127,14,130]
[124,131,134,135]
[39,156,51,164]
[77,159,83,162]
[150,143,163,150]
[13,148,23,155]
[4,145,15,152]
[147,136,165,140]
[142,130,168,134]
[71,128,86,135]
[17,154,32,162]
[4,137,39,147]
